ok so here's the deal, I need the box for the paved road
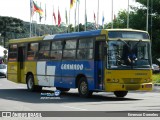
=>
[0,77,160,120]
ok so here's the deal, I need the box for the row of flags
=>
[30,0,61,27]
[30,0,106,28]
[29,0,138,37]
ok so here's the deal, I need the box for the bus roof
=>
[43,30,102,40]
[9,30,102,44]
[9,29,148,44]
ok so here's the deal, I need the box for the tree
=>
[136,0,160,63]
[0,16,24,47]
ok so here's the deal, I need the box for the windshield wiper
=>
[117,39,130,48]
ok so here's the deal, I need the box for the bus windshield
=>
[107,40,151,69]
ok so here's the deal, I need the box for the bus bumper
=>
[105,83,153,92]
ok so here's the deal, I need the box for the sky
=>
[0,0,136,26]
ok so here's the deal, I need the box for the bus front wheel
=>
[78,77,93,98]
[114,91,128,98]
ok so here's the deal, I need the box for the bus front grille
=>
[122,78,142,84]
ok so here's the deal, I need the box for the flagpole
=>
[34,1,38,36]
[39,2,41,36]
[65,8,68,33]
[97,0,99,29]
[45,3,46,22]
[32,15,34,37]
[74,1,77,32]
[69,8,71,33]
[85,0,86,31]
[30,15,32,37]
[52,5,54,27]
[44,3,46,35]
[34,14,37,36]
[30,0,32,37]
[78,1,79,32]
[150,0,153,41]
[94,12,96,29]
[111,0,113,28]
[127,0,129,28]
[146,0,149,31]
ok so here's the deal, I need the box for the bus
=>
[7,29,152,98]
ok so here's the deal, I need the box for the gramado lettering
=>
[61,64,83,70]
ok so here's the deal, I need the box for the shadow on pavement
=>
[0,88,141,104]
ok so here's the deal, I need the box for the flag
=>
[33,1,43,16]
[58,8,61,27]
[65,9,68,25]
[102,14,105,28]
[70,0,76,9]
[94,12,97,29]
[53,7,56,25]
[31,0,44,18]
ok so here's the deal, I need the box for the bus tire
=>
[27,75,36,92]
[114,91,128,98]
[78,77,93,98]
[56,87,70,92]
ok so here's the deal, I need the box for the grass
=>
[152,73,160,84]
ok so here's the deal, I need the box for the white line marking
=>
[61,105,87,111]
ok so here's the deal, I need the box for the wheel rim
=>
[80,81,88,95]
[28,77,33,89]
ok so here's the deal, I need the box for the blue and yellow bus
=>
[7,29,152,97]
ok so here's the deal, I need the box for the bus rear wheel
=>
[27,75,42,92]
[114,91,128,98]
[78,77,93,98]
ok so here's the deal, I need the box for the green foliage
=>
[0,16,24,47]
[152,73,160,83]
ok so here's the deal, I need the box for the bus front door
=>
[95,41,106,90]
[17,47,25,83]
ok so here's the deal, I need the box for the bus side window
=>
[8,44,18,61]
[77,38,93,60]
[38,42,50,60]
[77,49,93,59]
[62,40,76,59]
[51,41,62,60]
[27,43,39,60]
